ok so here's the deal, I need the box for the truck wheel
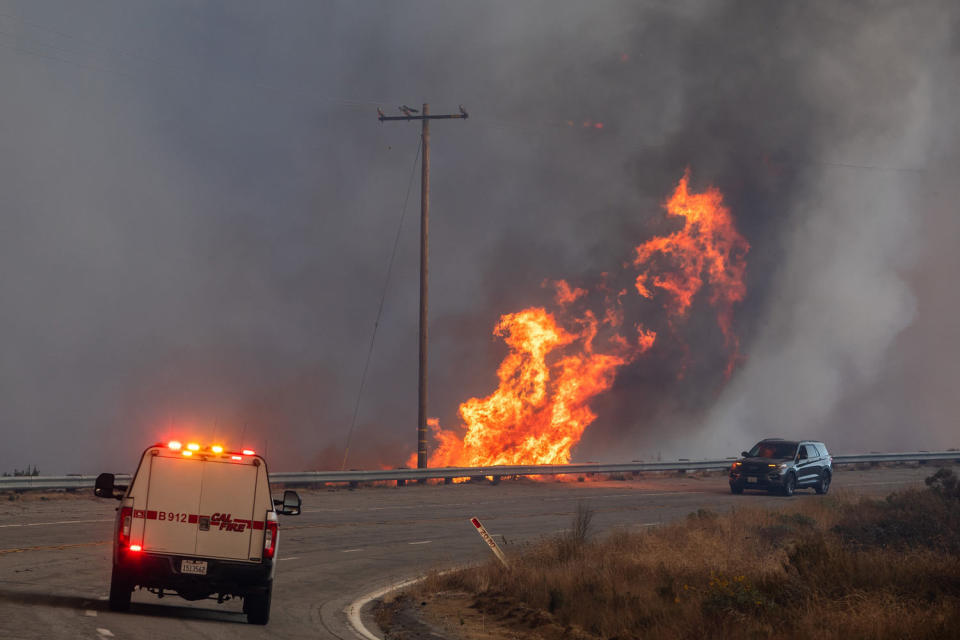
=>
[246,584,272,625]
[108,567,132,612]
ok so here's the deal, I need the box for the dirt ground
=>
[375,591,598,640]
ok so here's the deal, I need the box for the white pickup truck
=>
[94,441,301,624]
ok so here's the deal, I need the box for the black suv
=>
[729,439,832,496]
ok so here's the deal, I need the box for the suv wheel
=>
[730,483,744,494]
[815,472,831,495]
[782,473,796,497]
[245,583,273,625]
[108,567,132,612]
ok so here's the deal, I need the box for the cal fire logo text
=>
[211,513,246,532]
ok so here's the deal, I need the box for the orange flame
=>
[552,279,588,306]
[419,170,748,468]
[633,169,749,375]
[426,308,654,467]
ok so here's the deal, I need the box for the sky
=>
[1,1,958,474]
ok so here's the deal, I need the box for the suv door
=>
[795,444,819,486]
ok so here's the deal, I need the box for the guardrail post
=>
[396,479,406,487]
[444,477,453,485]
[491,476,501,485]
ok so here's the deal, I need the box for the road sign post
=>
[470,517,509,568]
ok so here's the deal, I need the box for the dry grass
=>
[417,471,960,640]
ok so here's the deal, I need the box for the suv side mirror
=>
[275,490,301,516]
[741,451,750,458]
[94,473,125,500]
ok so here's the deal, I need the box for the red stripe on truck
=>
[130,511,267,530]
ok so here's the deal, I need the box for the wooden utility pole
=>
[378,103,469,470]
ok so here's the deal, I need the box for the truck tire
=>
[108,567,132,612]
[245,584,272,625]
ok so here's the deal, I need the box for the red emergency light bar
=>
[161,441,255,460]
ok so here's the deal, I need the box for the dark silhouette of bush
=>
[833,468,960,553]
[925,467,960,499]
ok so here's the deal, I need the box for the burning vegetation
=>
[418,171,749,468]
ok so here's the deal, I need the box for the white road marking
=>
[305,491,704,515]
[0,519,112,529]
[346,576,423,640]
[341,548,362,553]
[543,491,704,501]
[96,629,114,637]
[407,540,432,545]
[279,556,300,561]
[844,481,918,487]
[84,610,98,617]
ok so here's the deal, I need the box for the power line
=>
[340,136,422,471]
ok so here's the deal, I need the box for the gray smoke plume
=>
[1,1,957,474]
[690,2,960,458]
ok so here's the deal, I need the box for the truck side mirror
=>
[94,473,126,500]
[278,490,300,516]
[95,473,116,499]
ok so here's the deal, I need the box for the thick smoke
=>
[1,1,957,474]
[692,2,960,458]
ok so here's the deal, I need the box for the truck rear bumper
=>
[116,550,273,599]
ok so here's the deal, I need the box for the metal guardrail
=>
[1,451,957,491]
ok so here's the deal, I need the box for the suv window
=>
[749,441,798,459]
[800,444,816,459]
[815,443,829,457]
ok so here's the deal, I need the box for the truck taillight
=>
[263,521,278,559]
[118,507,133,546]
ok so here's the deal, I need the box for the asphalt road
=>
[0,465,941,640]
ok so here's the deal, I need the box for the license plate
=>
[747,476,758,484]
[181,559,208,575]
